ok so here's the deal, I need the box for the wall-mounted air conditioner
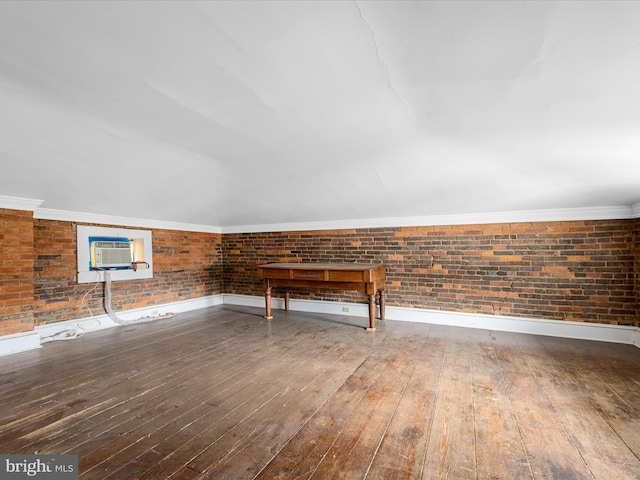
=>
[91,239,132,269]
[77,226,153,283]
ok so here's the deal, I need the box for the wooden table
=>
[256,263,386,330]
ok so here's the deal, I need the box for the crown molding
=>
[33,208,222,234]
[3,196,637,234]
[221,205,638,234]
[0,195,44,212]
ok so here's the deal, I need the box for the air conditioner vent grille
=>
[93,241,130,249]
[92,239,132,269]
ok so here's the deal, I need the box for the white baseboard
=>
[224,294,640,347]
[224,294,371,317]
[0,294,224,356]
[2,293,637,356]
[387,304,638,345]
[0,330,42,357]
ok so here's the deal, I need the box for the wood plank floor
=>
[1,305,639,479]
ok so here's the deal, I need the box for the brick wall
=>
[0,209,35,335]
[223,220,639,327]
[635,218,640,322]
[1,212,638,334]
[33,220,223,325]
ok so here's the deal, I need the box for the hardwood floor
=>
[1,305,639,479]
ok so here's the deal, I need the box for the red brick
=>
[223,220,639,327]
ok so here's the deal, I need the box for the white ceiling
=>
[1,1,639,230]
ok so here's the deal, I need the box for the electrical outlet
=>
[342,307,350,313]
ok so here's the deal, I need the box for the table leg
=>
[284,291,290,311]
[265,286,273,320]
[379,289,385,320]
[367,294,376,331]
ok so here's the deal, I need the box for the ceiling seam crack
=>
[353,0,428,135]
[0,132,57,154]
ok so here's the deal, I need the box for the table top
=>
[256,263,384,271]
[257,263,386,291]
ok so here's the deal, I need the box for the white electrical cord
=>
[42,272,103,343]
[43,269,175,344]
[80,271,103,321]
[104,270,175,325]
[40,329,81,343]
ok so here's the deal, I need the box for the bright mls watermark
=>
[1,455,78,479]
